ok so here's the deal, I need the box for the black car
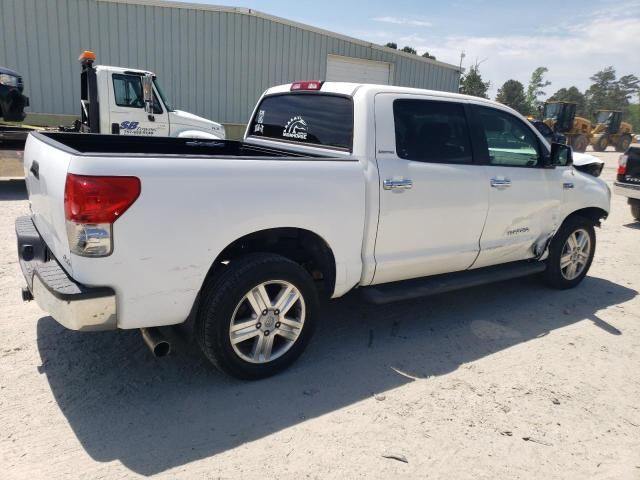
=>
[614,144,640,221]
[0,66,29,122]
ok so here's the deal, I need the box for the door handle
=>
[490,177,511,189]
[383,178,413,190]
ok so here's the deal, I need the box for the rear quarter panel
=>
[67,154,366,329]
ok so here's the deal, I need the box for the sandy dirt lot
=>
[1,149,639,479]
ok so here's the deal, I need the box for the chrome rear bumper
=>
[15,216,117,331]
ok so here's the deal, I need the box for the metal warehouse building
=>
[0,0,461,132]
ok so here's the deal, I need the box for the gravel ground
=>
[1,149,639,479]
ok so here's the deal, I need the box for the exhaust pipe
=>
[141,328,171,357]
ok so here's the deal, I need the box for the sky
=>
[173,0,639,99]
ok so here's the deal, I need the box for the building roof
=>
[99,0,461,72]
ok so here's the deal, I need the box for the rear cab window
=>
[248,93,354,151]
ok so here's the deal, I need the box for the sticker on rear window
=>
[282,116,308,140]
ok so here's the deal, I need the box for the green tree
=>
[585,67,618,115]
[421,51,436,60]
[459,64,490,99]
[401,46,417,54]
[385,42,397,49]
[548,86,587,117]
[526,66,551,114]
[617,74,640,104]
[626,103,640,131]
[495,80,529,115]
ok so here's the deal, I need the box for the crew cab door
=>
[108,73,169,137]
[469,105,563,269]
[372,94,489,285]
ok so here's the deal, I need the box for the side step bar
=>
[360,260,547,304]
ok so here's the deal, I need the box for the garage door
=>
[326,55,391,85]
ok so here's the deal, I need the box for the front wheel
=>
[572,134,588,153]
[197,253,319,380]
[592,135,608,152]
[544,217,596,289]
[616,134,632,153]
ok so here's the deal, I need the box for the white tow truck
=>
[72,50,225,139]
[16,81,610,379]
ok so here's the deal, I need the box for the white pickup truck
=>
[16,81,610,379]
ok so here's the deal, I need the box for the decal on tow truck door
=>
[119,121,160,136]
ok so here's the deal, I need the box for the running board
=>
[360,260,547,304]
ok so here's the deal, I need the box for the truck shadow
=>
[0,179,27,201]
[36,275,635,475]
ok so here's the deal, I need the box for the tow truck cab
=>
[77,51,225,139]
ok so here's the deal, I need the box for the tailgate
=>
[22,133,74,273]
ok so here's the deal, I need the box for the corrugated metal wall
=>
[0,0,460,124]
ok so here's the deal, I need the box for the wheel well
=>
[566,207,608,227]
[206,228,337,298]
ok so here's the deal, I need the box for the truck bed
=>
[35,131,330,159]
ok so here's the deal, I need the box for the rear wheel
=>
[197,253,318,380]
[572,134,588,153]
[592,135,608,152]
[544,216,596,289]
[616,134,632,152]
[631,201,640,221]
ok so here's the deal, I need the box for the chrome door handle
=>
[383,178,413,190]
[490,178,511,189]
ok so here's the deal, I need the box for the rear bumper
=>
[614,181,640,200]
[15,216,117,331]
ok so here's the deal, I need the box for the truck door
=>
[108,73,169,137]
[469,104,563,269]
[372,94,489,285]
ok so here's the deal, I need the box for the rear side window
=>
[393,99,473,164]
[249,93,353,151]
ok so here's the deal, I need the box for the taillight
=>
[290,80,323,91]
[64,174,140,257]
[618,154,628,175]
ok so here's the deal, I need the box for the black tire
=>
[616,134,632,153]
[592,135,608,152]
[572,134,588,153]
[631,202,640,221]
[197,253,319,380]
[544,216,596,289]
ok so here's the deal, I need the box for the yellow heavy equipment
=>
[541,102,591,152]
[590,110,634,152]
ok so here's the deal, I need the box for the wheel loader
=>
[541,101,591,152]
[590,110,634,152]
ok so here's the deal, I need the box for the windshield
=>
[543,103,561,120]
[595,111,613,124]
[153,78,172,112]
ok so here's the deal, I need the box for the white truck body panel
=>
[21,82,611,331]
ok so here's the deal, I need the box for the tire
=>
[592,135,608,152]
[544,216,596,289]
[631,202,640,221]
[616,134,632,153]
[572,134,588,153]
[197,253,319,380]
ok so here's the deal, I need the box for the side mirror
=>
[549,142,573,167]
[142,74,154,119]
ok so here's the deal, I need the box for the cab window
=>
[112,74,163,113]
[475,106,541,167]
[393,99,473,164]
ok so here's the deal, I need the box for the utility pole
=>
[458,50,465,91]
